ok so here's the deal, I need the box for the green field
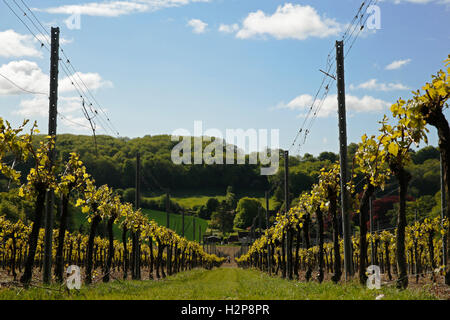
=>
[72,206,209,242]
[145,192,279,211]
[170,195,227,209]
[142,209,209,242]
[0,268,437,300]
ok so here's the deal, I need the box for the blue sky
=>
[0,0,449,156]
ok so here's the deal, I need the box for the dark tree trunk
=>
[383,241,391,281]
[103,216,115,283]
[86,215,101,284]
[428,230,436,282]
[287,228,293,280]
[420,104,450,285]
[294,227,301,279]
[167,242,172,276]
[330,191,342,283]
[55,194,69,283]
[20,187,46,286]
[131,231,136,279]
[437,119,450,285]
[122,226,128,280]
[303,213,312,281]
[149,237,154,279]
[358,183,375,285]
[281,235,286,279]
[394,167,411,289]
[11,237,17,281]
[316,209,325,283]
[136,231,141,280]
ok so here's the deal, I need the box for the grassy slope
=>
[0,268,437,300]
[72,206,208,243]
[141,209,208,242]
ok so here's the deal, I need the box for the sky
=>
[0,0,449,156]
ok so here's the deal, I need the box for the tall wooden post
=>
[336,40,352,279]
[370,196,375,264]
[441,154,448,271]
[284,150,292,279]
[182,211,185,237]
[193,217,196,242]
[43,27,59,284]
[135,152,141,279]
[265,191,271,275]
[136,152,141,209]
[166,193,170,229]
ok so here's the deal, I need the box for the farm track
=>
[0,268,442,300]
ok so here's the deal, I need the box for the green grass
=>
[141,209,208,242]
[171,195,227,209]
[71,206,208,243]
[0,268,438,300]
[144,189,277,210]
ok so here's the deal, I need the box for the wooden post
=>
[43,27,59,284]
[166,193,170,229]
[182,211,185,237]
[441,154,448,271]
[193,217,196,242]
[266,191,271,275]
[284,151,293,279]
[336,40,352,279]
[135,152,141,279]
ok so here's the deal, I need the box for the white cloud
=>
[15,95,48,117]
[0,60,112,96]
[349,79,410,91]
[235,3,343,40]
[15,95,92,133]
[36,0,211,17]
[1,60,112,133]
[385,59,411,70]
[219,24,239,34]
[37,1,149,17]
[0,30,43,58]
[0,60,48,95]
[59,72,113,93]
[187,19,208,34]
[278,93,390,117]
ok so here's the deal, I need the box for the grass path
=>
[0,268,438,300]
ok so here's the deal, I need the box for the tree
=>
[205,197,219,219]
[75,182,113,284]
[318,151,338,163]
[410,56,450,284]
[18,136,56,286]
[354,133,390,285]
[54,152,91,283]
[123,188,135,203]
[315,163,343,283]
[233,197,263,229]
[380,97,428,289]
[210,210,234,234]
[197,205,209,220]
[225,187,237,210]
[302,153,316,161]
[101,195,122,282]
[411,146,440,164]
